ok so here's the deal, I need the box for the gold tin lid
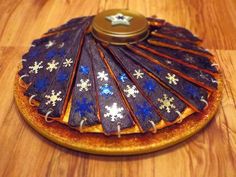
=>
[91,9,149,45]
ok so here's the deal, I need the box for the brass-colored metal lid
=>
[91,9,149,45]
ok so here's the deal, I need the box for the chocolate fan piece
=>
[18,9,221,137]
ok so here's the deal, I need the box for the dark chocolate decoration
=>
[120,48,208,111]
[68,38,99,128]
[129,45,218,90]
[138,41,218,73]
[148,36,212,57]
[18,12,218,134]
[45,16,93,35]
[38,19,91,117]
[86,36,134,134]
[150,21,202,44]
[108,46,187,122]
[99,44,161,131]
[24,29,79,101]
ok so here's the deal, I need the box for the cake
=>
[16,9,222,153]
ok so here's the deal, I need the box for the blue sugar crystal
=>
[56,71,69,82]
[135,102,154,121]
[99,84,113,97]
[75,97,93,117]
[79,65,90,75]
[143,79,156,93]
[34,78,49,92]
[118,73,128,83]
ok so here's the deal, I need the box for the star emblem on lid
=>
[106,13,133,26]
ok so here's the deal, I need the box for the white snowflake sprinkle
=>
[157,94,176,113]
[97,71,108,81]
[46,60,59,72]
[45,40,55,49]
[124,85,139,98]
[76,79,91,91]
[104,103,124,122]
[28,61,43,74]
[166,60,172,64]
[165,73,179,85]
[58,42,64,48]
[199,71,209,81]
[45,90,62,106]
[63,58,73,67]
[176,32,185,38]
[184,54,194,62]
[133,69,144,79]
[174,41,182,46]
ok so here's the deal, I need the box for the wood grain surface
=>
[0,0,236,177]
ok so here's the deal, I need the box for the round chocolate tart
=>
[15,9,223,155]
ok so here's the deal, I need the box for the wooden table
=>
[0,0,236,176]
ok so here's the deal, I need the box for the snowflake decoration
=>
[46,60,59,72]
[99,84,113,97]
[174,41,183,46]
[124,85,139,98]
[199,71,210,81]
[75,97,93,117]
[118,73,128,83]
[106,13,133,26]
[97,71,108,81]
[135,102,154,121]
[45,40,55,49]
[133,69,144,79]
[143,79,156,93]
[183,54,194,63]
[157,94,176,113]
[77,79,91,91]
[79,65,90,75]
[28,61,43,74]
[165,73,179,85]
[63,58,73,67]
[45,90,62,106]
[104,103,124,122]
[176,32,186,38]
[165,60,172,64]
[58,42,64,48]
